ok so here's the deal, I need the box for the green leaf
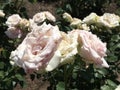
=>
[15,74,24,81]
[0,62,4,69]
[56,8,64,14]
[107,54,118,62]
[56,82,65,90]
[106,79,117,88]
[72,73,77,79]
[95,72,103,79]
[111,35,120,42]
[0,71,4,79]
[101,85,112,90]
[96,68,108,76]
[65,4,72,13]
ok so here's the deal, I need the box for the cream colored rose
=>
[5,27,22,39]
[10,23,62,73]
[33,11,56,23]
[44,11,56,22]
[63,12,73,22]
[98,13,120,28]
[71,18,90,30]
[83,12,99,24]
[46,31,78,71]
[0,10,5,17]
[76,30,109,68]
[6,14,22,27]
[59,31,78,64]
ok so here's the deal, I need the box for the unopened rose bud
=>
[71,18,82,26]
[19,19,30,30]
[63,12,73,22]
[0,10,5,17]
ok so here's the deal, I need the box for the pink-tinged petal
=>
[75,30,109,68]
[5,27,22,39]
[10,23,62,73]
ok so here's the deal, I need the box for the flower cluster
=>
[63,12,120,29]
[83,12,120,28]
[5,14,29,39]
[5,11,111,73]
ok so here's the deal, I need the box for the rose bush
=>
[0,0,119,89]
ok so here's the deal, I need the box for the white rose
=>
[10,23,62,73]
[33,12,46,23]
[59,31,78,64]
[0,10,5,17]
[33,11,56,23]
[83,12,99,24]
[6,14,22,27]
[46,31,78,71]
[98,13,120,28]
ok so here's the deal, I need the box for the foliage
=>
[0,0,120,90]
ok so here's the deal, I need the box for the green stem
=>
[64,65,67,90]
[64,63,75,90]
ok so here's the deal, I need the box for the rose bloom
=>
[44,11,56,22]
[75,30,109,68]
[0,10,5,17]
[33,11,56,23]
[5,27,22,39]
[63,12,73,22]
[46,31,78,71]
[98,13,120,28]
[6,14,22,27]
[10,22,62,73]
[33,12,46,23]
[83,12,99,25]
